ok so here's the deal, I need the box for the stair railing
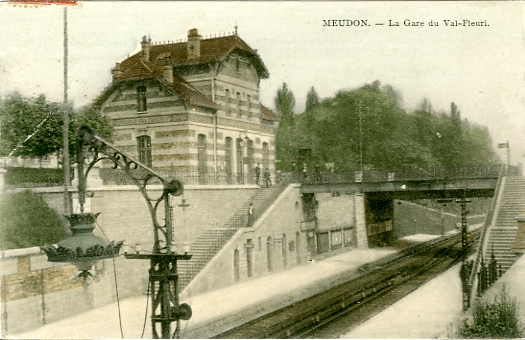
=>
[223,175,295,230]
[468,164,506,299]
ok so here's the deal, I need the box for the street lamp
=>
[41,126,192,339]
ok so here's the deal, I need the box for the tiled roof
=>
[94,33,266,113]
[170,74,218,110]
[119,34,269,79]
[261,105,280,122]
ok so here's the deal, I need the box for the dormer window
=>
[137,85,147,112]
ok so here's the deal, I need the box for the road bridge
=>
[299,165,510,199]
[296,165,517,248]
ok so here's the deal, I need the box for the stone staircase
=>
[485,176,525,273]
[177,180,293,290]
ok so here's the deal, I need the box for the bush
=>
[6,167,63,185]
[457,286,523,338]
[0,190,65,250]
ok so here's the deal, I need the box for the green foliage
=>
[0,93,64,158]
[458,287,523,338]
[275,83,296,171]
[0,190,65,250]
[281,81,496,171]
[0,92,113,162]
[6,167,63,185]
[305,86,320,128]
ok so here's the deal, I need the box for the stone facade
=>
[94,29,279,184]
[182,186,364,296]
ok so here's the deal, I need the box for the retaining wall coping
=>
[93,184,260,191]
[1,246,43,259]
[5,184,260,194]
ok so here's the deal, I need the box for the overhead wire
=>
[96,220,125,339]
[7,108,57,157]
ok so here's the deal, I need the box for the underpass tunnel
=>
[364,194,394,248]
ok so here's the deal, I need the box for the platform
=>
[10,248,396,339]
[12,231,525,339]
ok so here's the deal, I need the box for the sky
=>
[1,1,524,166]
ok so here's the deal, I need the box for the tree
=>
[0,92,64,159]
[0,92,113,163]
[0,190,65,250]
[275,83,296,171]
[275,83,295,126]
[278,81,496,172]
[305,86,320,128]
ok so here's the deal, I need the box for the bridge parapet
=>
[299,165,516,185]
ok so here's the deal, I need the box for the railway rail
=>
[213,231,479,339]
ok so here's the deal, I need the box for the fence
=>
[301,164,517,185]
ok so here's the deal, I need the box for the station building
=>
[93,28,279,184]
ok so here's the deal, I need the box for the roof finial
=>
[234,23,238,36]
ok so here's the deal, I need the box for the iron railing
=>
[178,177,294,289]
[300,164,516,185]
[468,164,506,299]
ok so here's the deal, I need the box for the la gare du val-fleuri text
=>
[323,19,489,27]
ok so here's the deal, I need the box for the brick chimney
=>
[140,35,151,62]
[163,65,173,84]
[111,63,121,80]
[187,28,201,59]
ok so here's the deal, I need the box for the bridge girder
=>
[300,178,497,200]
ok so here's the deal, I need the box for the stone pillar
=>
[354,193,368,249]
[512,213,525,254]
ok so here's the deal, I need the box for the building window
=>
[224,89,230,115]
[137,135,152,167]
[197,134,207,184]
[233,249,240,281]
[247,95,252,118]
[236,92,241,117]
[225,137,233,184]
[262,142,269,170]
[137,85,147,112]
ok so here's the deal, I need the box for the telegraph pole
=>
[63,7,71,216]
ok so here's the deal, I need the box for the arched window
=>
[246,139,254,184]
[296,231,301,264]
[137,85,147,112]
[233,249,240,281]
[247,95,252,118]
[266,236,273,272]
[225,137,233,184]
[137,135,152,167]
[236,138,244,184]
[246,239,253,278]
[197,134,207,184]
[262,142,269,170]
[224,89,231,115]
[236,92,241,117]
[282,233,288,268]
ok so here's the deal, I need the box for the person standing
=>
[264,168,271,187]
[255,163,261,185]
[247,202,254,227]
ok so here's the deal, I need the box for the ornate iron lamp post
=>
[41,126,192,338]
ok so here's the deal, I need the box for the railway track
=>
[213,231,478,339]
